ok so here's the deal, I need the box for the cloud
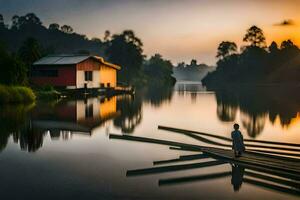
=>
[274,19,295,26]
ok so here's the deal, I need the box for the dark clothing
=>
[231,130,245,153]
[231,164,245,191]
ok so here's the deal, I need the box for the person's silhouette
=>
[231,163,245,191]
[231,124,245,157]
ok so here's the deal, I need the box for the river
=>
[0,81,299,199]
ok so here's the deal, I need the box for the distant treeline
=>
[173,59,214,81]
[202,25,300,88]
[0,13,175,86]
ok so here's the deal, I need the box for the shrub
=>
[15,87,36,103]
[7,87,23,103]
[0,85,36,104]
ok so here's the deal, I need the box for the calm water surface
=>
[0,81,299,200]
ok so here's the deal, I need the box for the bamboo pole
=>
[244,178,300,196]
[158,125,300,148]
[245,171,300,189]
[127,160,226,176]
[159,171,231,186]
[109,134,300,178]
[159,125,300,152]
[153,154,210,165]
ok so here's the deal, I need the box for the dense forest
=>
[202,25,300,88]
[0,13,175,87]
[173,59,214,81]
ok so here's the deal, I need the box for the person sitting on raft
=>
[231,124,245,157]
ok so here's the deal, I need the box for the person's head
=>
[233,123,239,130]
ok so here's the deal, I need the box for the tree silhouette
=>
[18,37,42,67]
[61,25,73,34]
[0,43,27,85]
[106,30,144,83]
[143,54,175,85]
[280,39,297,50]
[0,14,4,29]
[268,41,279,54]
[243,26,266,48]
[91,37,102,43]
[104,30,111,42]
[25,13,42,26]
[11,13,42,30]
[49,23,60,30]
[216,41,237,59]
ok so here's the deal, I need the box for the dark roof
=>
[33,54,121,70]
[33,54,92,65]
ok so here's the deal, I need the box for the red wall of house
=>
[31,65,76,87]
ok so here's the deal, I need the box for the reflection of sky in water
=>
[0,82,299,199]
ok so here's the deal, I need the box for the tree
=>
[216,41,237,59]
[243,26,266,48]
[143,54,174,84]
[104,30,111,42]
[49,23,60,30]
[280,39,297,50]
[268,41,279,54]
[24,13,42,26]
[61,25,73,34]
[0,43,27,85]
[190,59,197,67]
[91,37,102,43]
[0,14,4,28]
[106,30,144,83]
[11,13,42,30]
[11,15,20,29]
[18,38,42,68]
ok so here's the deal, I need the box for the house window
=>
[100,83,105,88]
[107,83,111,88]
[85,104,93,118]
[32,69,58,77]
[84,71,93,81]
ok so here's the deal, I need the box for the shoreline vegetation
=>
[203,26,300,89]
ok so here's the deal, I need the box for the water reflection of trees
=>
[113,95,143,134]
[0,104,36,152]
[142,85,174,107]
[215,87,300,138]
[215,91,238,122]
[114,85,174,133]
[0,85,174,152]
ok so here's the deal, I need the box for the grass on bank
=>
[0,85,36,104]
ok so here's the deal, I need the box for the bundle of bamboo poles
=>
[109,125,300,196]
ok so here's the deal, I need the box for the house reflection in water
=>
[32,96,120,140]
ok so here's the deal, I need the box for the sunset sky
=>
[1,0,300,65]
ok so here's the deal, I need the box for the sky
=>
[1,0,300,65]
